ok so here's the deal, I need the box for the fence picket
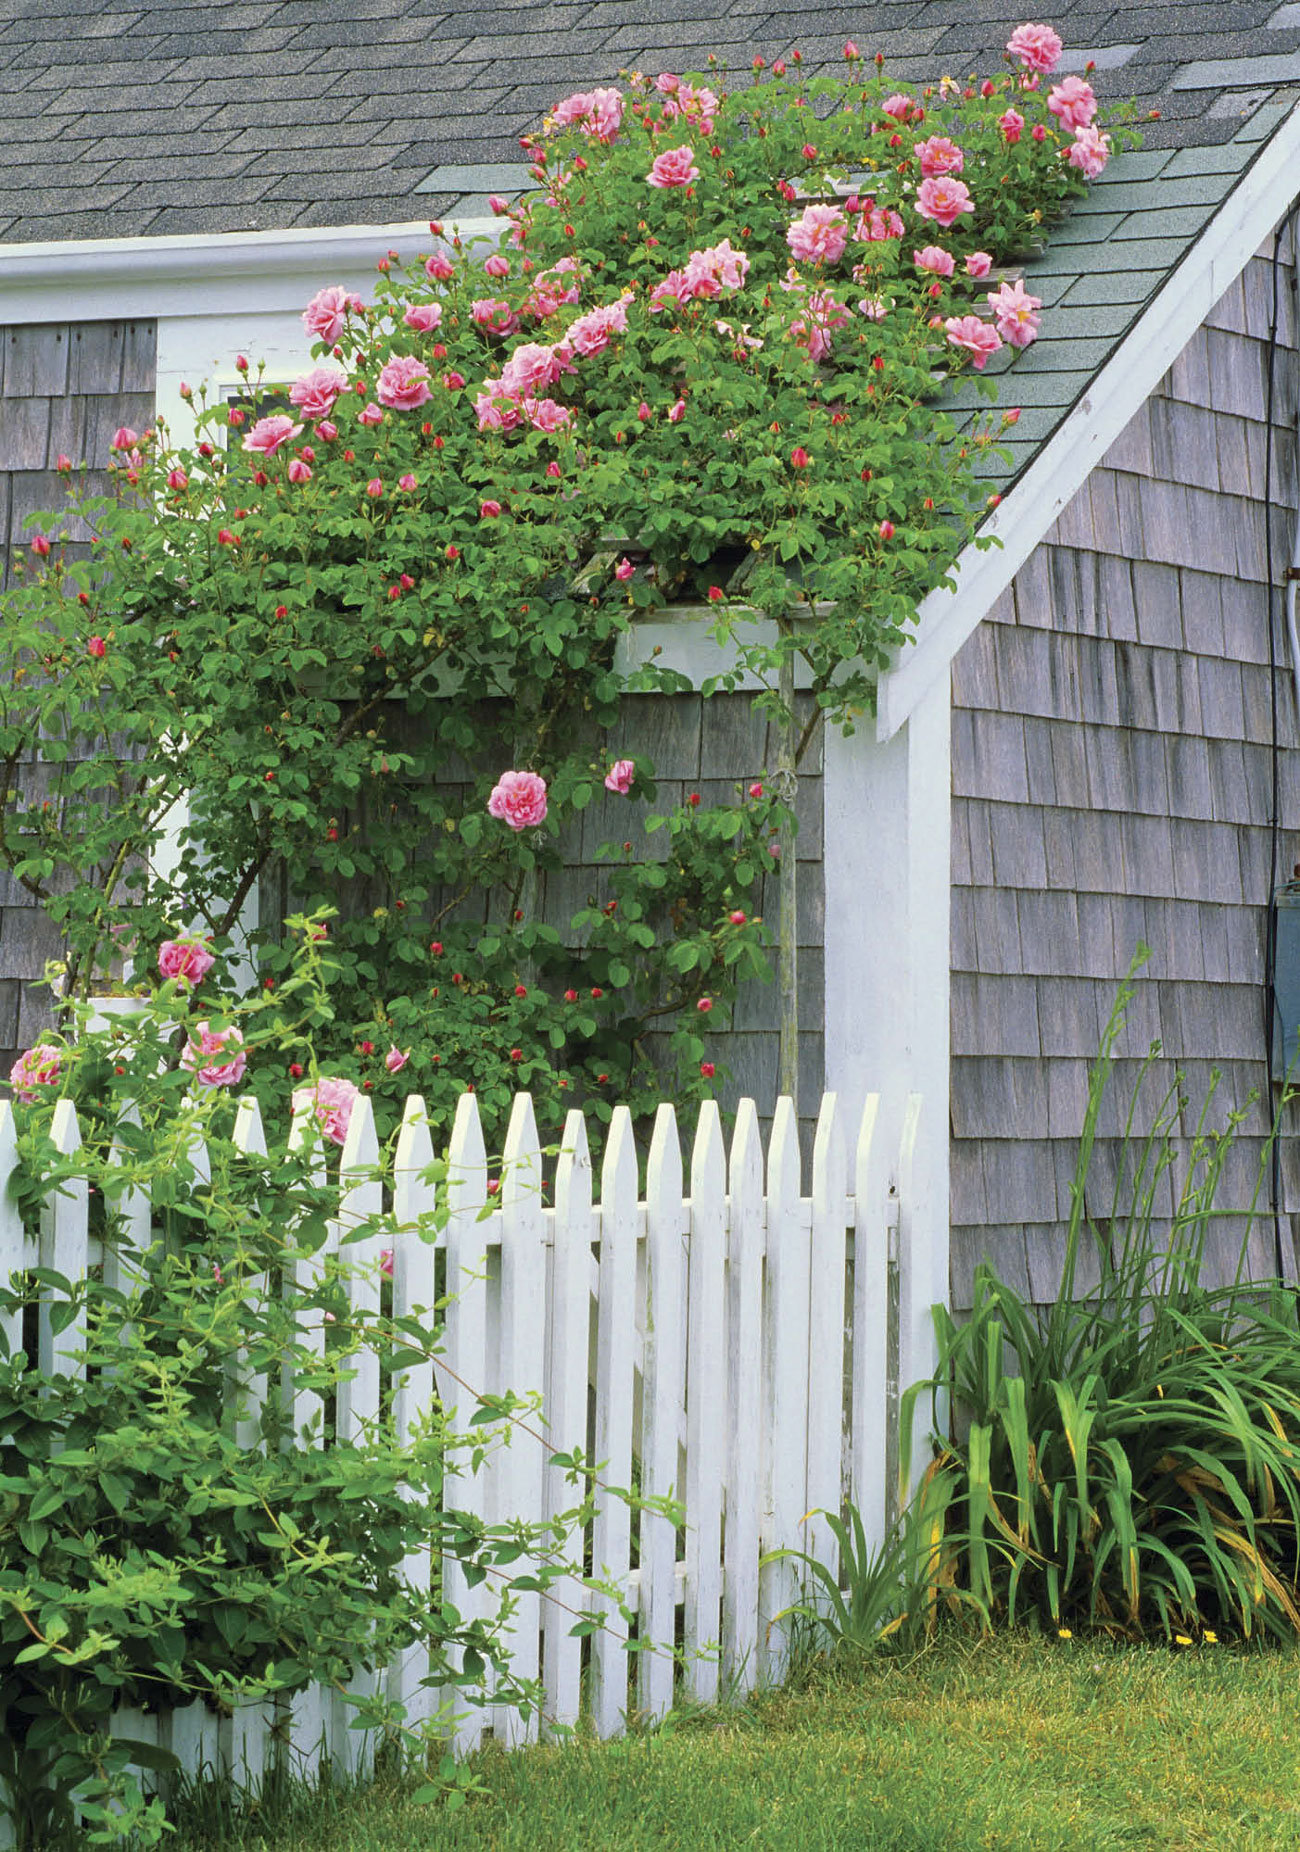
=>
[684,1101,725,1706]
[441,1091,490,1755]
[894,1095,927,1499]
[230,1096,268,1453]
[496,1094,547,1746]
[39,1100,87,1380]
[0,1105,22,1363]
[724,1098,764,1696]
[390,1096,437,1736]
[640,1103,685,1722]
[543,1108,593,1735]
[806,1094,847,1578]
[761,1096,807,1682]
[850,1095,886,1544]
[591,1104,638,1738]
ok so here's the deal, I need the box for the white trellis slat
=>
[389,1095,437,1737]
[683,1100,725,1706]
[542,1108,593,1735]
[640,1103,685,1723]
[805,1094,847,1580]
[4,1081,927,1846]
[495,1093,547,1746]
[590,1103,638,1739]
[440,1090,490,1756]
[760,1095,808,1682]
[723,1097,765,1696]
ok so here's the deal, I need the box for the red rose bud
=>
[429,220,443,235]
[445,544,460,560]
[700,1061,716,1079]
[509,1047,523,1061]
[789,446,810,469]
[843,39,859,57]
[289,1063,304,1079]
[590,986,603,999]
[708,585,724,602]
[697,997,713,1012]
[235,354,249,372]
[400,573,415,590]
[729,910,747,924]
[565,989,578,1002]
[217,528,237,545]
[77,591,90,606]
[56,454,72,474]
[879,520,895,540]
[429,941,443,954]
[30,534,51,557]
[687,791,701,806]
[480,499,502,518]
[87,636,106,658]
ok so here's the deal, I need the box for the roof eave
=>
[874,96,1300,744]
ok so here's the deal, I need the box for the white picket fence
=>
[0,1081,924,1825]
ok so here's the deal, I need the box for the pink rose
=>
[472,296,520,338]
[999,108,1025,144]
[289,366,347,420]
[965,251,993,278]
[158,936,215,988]
[166,468,188,490]
[375,354,434,411]
[855,203,905,241]
[1067,124,1111,178]
[302,284,364,345]
[1005,22,1063,72]
[425,253,455,281]
[916,176,974,229]
[475,388,521,432]
[292,1075,361,1147]
[667,398,686,423]
[87,635,107,658]
[786,204,849,266]
[1047,75,1097,131]
[384,1045,410,1075]
[316,419,338,441]
[403,302,444,332]
[366,477,383,498]
[914,135,964,178]
[988,278,1042,347]
[287,457,312,483]
[357,401,384,427]
[647,145,699,189]
[398,473,418,491]
[881,93,913,120]
[552,87,623,141]
[523,396,573,433]
[242,414,302,457]
[604,759,636,793]
[500,341,568,397]
[380,1248,394,1277]
[9,1043,62,1102]
[614,556,634,582]
[488,770,548,830]
[182,1023,247,1090]
[484,252,511,278]
[914,245,955,277]
[566,295,632,356]
[944,314,1003,369]
[110,426,139,451]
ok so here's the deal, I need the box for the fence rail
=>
[0,1082,924,1823]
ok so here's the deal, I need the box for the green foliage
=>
[902,953,1300,1643]
[0,43,1135,1154]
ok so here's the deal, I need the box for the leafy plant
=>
[902,949,1300,1642]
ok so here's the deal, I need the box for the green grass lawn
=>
[166,1632,1300,1851]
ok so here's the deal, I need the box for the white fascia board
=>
[0,216,500,324]
[874,98,1300,743]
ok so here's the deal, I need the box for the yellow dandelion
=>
[1057,1627,1072,1640]
[1174,1633,1193,1646]
[1203,1630,1219,1644]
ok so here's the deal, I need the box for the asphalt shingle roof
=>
[0,0,1294,245]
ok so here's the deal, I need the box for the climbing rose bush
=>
[0,26,1136,1152]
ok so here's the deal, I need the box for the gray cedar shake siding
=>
[949,236,1299,1312]
[0,319,157,1072]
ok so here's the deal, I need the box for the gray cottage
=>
[3,0,1300,1336]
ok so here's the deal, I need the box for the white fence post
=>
[760,1096,808,1682]
[639,1103,685,1723]
[390,1095,437,1737]
[806,1094,847,1580]
[590,1103,637,1738]
[543,1108,593,1736]
[723,1098,764,1697]
[683,1100,725,1706]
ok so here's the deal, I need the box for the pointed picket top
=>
[49,1096,82,1158]
[767,1094,801,1207]
[685,1096,726,1707]
[553,1106,592,1215]
[393,1095,435,1212]
[501,1091,542,1211]
[447,1087,487,1186]
[854,1093,881,1209]
[340,1090,380,1177]
[811,1092,844,1210]
[729,1096,763,1207]
[232,1094,266,1158]
[691,1098,725,1197]
[601,1102,637,1206]
[646,1099,682,1208]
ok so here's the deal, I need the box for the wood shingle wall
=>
[950,239,1300,1310]
[0,319,156,1072]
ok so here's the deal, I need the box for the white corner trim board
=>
[0,217,501,325]
[874,97,1300,743]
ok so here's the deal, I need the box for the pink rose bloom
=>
[398,472,418,491]
[614,557,634,582]
[403,302,444,332]
[965,251,993,278]
[182,1023,247,1090]
[647,145,700,188]
[524,396,573,433]
[944,314,1003,369]
[472,297,520,337]
[488,769,548,830]
[1047,75,1097,130]
[484,252,511,278]
[158,936,215,988]
[881,93,913,120]
[667,398,686,423]
[385,1045,410,1075]
[856,204,905,241]
[357,402,384,427]
[604,759,636,793]
[999,107,1025,144]
[366,477,383,498]
[380,1247,394,1277]
[916,176,974,229]
[316,419,338,441]
[648,269,692,313]
[523,257,582,318]
[425,253,456,281]
[1067,124,1111,177]
[111,426,139,451]
[988,278,1042,347]
[376,354,434,411]
[585,87,624,141]
[289,366,347,420]
[683,238,750,298]
[787,204,849,267]
[500,341,567,397]
[166,467,188,490]
[9,1043,62,1102]
[914,245,955,278]
[1005,22,1063,72]
[242,414,302,457]
[292,1075,361,1148]
[475,388,522,432]
[302,284,364,345]
[914,135,964,178]
[656,72,680,94]
[857,296,890,321]
[287,458,312,483]
[566,295,632,357]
